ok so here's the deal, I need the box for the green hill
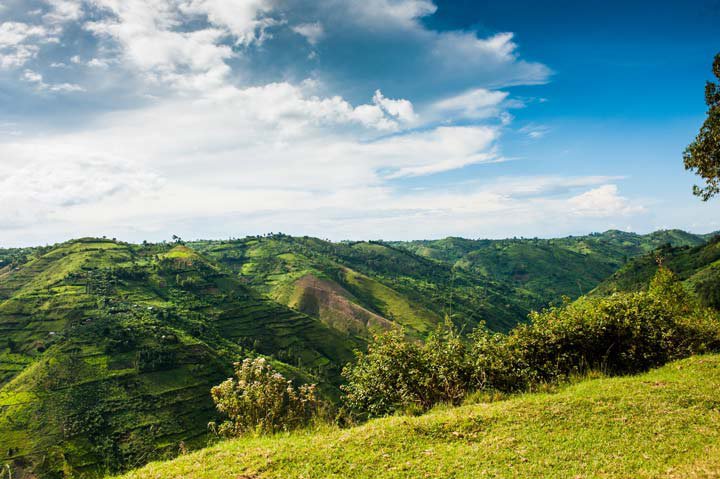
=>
[593,234,720,308]
[190,235,529,334]
[114,354,720,479]
[0,239,356,478]
[393,229,712,311]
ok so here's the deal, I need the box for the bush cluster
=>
[342,268,720,419]
[210,357,319,437]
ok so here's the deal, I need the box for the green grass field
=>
[115,354,720,479]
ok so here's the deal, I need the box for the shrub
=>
[341,323,471,419]
[210,357,319,437]
[473,268,720,391]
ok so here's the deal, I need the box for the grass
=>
[115,354,720,479]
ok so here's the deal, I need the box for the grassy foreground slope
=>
[117,354,720,479]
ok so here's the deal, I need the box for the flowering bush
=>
[210,357,319,437]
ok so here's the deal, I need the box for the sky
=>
[0,0,719,246]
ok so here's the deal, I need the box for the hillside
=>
[394,229,712,311]
[1,230,716,478]
[115,354,720,479]
[593,234,720,308]
[190,235,529,334]
[0,239,356,478]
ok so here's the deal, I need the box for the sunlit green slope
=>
[115,354,720,479]
[0,239,356,478]
[190,235,529,334]
[593,234,720,308]
[394,229,712,311]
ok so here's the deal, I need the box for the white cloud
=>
[431,32,550,87]
[370,126,500,178]
[87,57,110,68]
[22,69,43,83]
[568,185,645,218]
[344,0,437,28]
[519,124,550,139]
[373,89,417,123]
[43,0,84,23]
[22,68,85,92]
[0,142,160,229]
[292,22,324,45]
[85,0,234,90]
[430,88,509,120]
[0,22,50,69]
[1,0,646,246]
[0,80,502,237]
[179,0,277,46]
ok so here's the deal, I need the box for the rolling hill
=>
[394,229,713,311]
[0,239,357,478]
[593,234,720,308]
[114,354,720,479]
[187,230,712,339]
[190,235,530,334]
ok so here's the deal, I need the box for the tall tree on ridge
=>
[684,53,720,200]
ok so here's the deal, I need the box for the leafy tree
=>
[209,358,319,436]
[684,53,720,200]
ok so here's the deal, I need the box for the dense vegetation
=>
[394,229,712,312]
[341,268,720,419]
[115,354,720,479]
[192,229,711,336]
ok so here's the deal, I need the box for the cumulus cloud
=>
[43,0,84,23]
[179,0,277,45]
[84,0,234,90]
[568,185,646,218]
[373,90,417,123]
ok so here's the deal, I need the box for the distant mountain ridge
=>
[391,228,714,312]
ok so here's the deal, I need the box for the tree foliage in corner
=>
[684,53,720,200]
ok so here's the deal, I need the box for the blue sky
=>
[0,0,718,246]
